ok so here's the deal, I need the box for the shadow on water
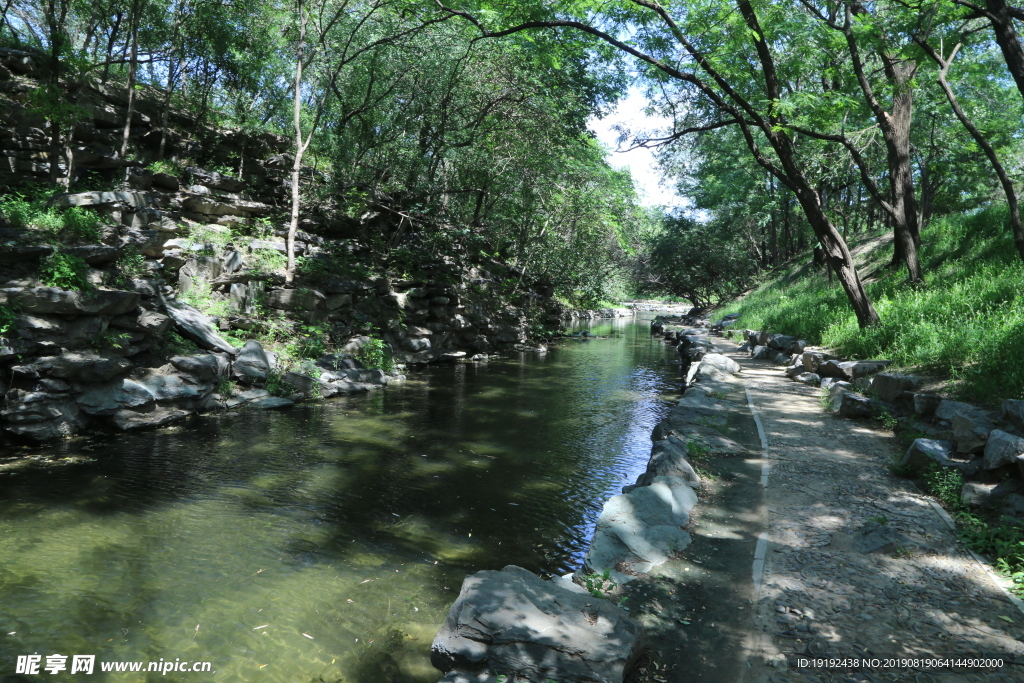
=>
[0,316,680,683]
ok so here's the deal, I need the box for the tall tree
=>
[440,0,881,326]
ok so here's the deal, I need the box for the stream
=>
[0,314,679,683]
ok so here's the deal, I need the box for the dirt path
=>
[631,337,1024,683]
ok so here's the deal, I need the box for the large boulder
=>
[170,354,225,382]
[629,437,701,489]
[1003,399,1024,432]
[913,393,943,417]
[937,401,999,454]
[2,287,140,316]
[162,297,238,354]
[50,190,151,210]
[898,438,958,472]
[801,351,831,373]
[872,373,922,403]
[699,353,740,374]
[983,430,1024,470]
[818,359,892,381]
[232,340,270,385]
[432,565,645,683]
[133,366,213,403]
[582,476,696,579]
[2,389,84,441]
[49,351,132,383]
[835,391,876,418]
[266,288,325,311]
[110,308,171,335]
[75,378,155,416]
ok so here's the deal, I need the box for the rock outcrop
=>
[431,565,646,683]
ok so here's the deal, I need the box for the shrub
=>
[40,252,91,290]
[922,463,965,510]
[358,337,394,372]
[0,303,19,336]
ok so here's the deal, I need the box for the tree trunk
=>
[922,38,1024,263]
[286,5,307,283]
[986,0,1024,103]
[119,0,140,161]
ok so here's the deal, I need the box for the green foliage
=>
[0,304,20,336]
[583,570,616,599]
[216,376,235,398]
[286,324,330,359]
[40,251,91,290]
[922,463,965,511]
[867,515,889,526]
[265,370,289,397]
[358,337,393,373]
[0,194,101,242]
[958,512,1024,595]
[163,330,200,357]
[875,408,898,432]
[112,250,146,288]
[639,214,756,308]
[719,207,1024,405]
[179,279,231,318]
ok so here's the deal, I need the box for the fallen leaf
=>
[999,615,1015,624]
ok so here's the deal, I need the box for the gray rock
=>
[785,363,806,378]
[693,360,737,383]
[899,438,958,472]
[951,411,997,454]
[871,373,922,403]
[751,345,771,360]
[767,334,797,352]
[170,354,224,382]
[1,389,84,441]
[913,393,943,417]
[2,287,140,316]
[232,340,270,385]
[65,244,120,266]
[1003,399,1024,432]
[853,521,912,554]
[133,366,212,403]
[794,372,821,386]
[266,288,325,311]
[247,396,294,410]
[50,190,152,210]
[983,430,1024,470]
[76,378,155,415]
[801,351,831,373]
[631,438,701,489]
[835,391,875,418]
[49,351,132,383]
[438,672,500,683]
[224,388,269,408]
[162,297,238,354]
[818,359,892,380]
[111,408,189,431]
[1001,493,1024,518]
[431,565,645,683]
[961,481,1022,508]
[110,308,171,335]
[583,476,696,578]
[700,353,740,374]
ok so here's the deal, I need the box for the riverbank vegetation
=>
[3,0,1024,393]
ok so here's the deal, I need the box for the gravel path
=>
[734,343,1024,683]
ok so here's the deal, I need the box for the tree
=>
[440,0,881,326]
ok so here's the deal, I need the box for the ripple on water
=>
[0,316,679,681]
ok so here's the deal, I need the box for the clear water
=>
[0,316,679,682]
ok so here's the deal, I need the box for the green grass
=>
[716,205,1024,406]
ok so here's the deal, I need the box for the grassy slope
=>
[715,204,1024,406]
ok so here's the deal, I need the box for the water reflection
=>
[0,316,678,682]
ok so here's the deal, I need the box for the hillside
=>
[715,206,1024,406]
[0,48,599,444]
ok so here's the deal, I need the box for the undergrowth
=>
[715,204,1024,406]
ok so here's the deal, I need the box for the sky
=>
[588,88,688,210]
